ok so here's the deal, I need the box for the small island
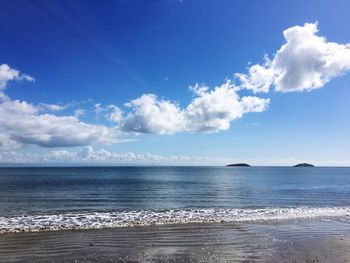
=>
[293,163,315,167]
[226,163,251,167]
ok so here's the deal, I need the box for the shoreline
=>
[2,206,350,234]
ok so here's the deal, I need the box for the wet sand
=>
[268,237,350,263]
[0,221,350,262]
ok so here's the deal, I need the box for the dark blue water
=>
[0,166,349,216]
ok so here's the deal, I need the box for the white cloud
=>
[0,64,34,89]
[0,64,118,149]
[241,96,269,113]
[121,80,270,134]
[185,81,269,132]
[236,22,350,92]
[235,56,274,93]
[107,105,123,122]
[94,103,124,123]
[122,94,186,134]
[0,99,117,149]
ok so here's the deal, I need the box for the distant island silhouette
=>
[293,163,315,167]
[226,163,251,167]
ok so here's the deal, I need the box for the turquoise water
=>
[0,166,350,232]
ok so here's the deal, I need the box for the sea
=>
[0,166,350,233]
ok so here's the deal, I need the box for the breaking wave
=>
[1,207,350,233]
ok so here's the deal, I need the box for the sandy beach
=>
[1,220,350,263]
[268,237,350,263]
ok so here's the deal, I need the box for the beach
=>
[1,167,350,262]
[1,219,350,262]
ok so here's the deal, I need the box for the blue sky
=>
[0,0,349,165]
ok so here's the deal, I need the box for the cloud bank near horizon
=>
[0,146,211,165]
[0,146,348,166]
[0,22,349,151]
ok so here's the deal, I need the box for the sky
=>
[0,0,349,166]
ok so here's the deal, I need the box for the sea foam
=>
[1,207,350,233]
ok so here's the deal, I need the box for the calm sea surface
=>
[0,166,350,232]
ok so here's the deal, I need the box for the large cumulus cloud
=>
[236,22,350,93]
[121,81,270,134]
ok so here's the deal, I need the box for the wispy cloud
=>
[0,64,34,90]
[39,103,69,112]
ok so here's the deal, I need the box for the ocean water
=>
[0,166,350,233]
